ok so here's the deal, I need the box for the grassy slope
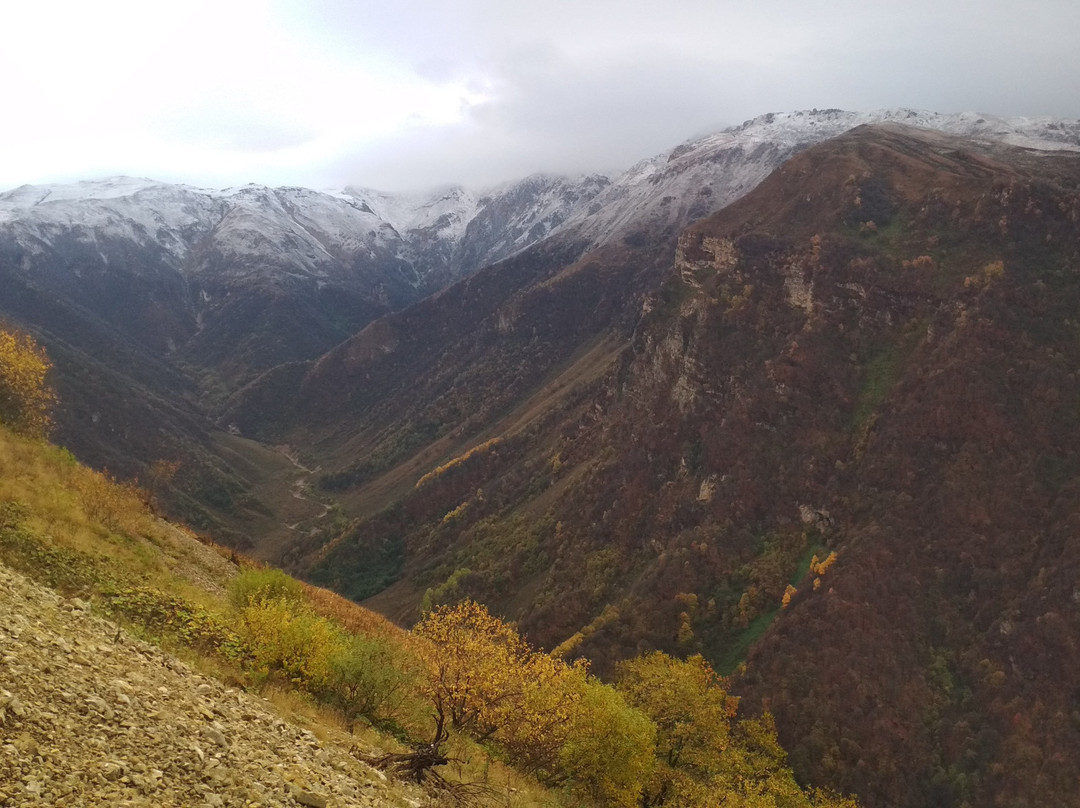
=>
[0,424,564,808]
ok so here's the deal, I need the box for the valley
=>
[3,108,1080,807]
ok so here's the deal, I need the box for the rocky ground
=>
[0,562,421,807]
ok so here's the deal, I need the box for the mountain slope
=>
[4,108,1080,578]
[0,173,611,541]
[240,123,1080,807]
[554,124,1080,806]
[227,110,1080,587]
[0,561,417,807]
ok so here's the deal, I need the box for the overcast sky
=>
[2,0,1079,193]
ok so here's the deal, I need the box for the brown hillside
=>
[560,124,1080,807]
[231,123,1080,808]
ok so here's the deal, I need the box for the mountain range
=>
[3,107,1080,807]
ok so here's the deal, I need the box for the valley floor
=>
[0,562,415,808]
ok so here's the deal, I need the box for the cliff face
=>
[559,124,1080,806]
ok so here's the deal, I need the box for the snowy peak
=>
[7,107,1076,295]
[0,171,615,384]
[723,108,1080,150]
[4,107,1079,342]
[0,178,224,263]
[553,108,1080,250]
[448,173,610,278]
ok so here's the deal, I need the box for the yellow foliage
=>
[615,653,856,807]
[240,598,345,690]
[901,254,936,271]
[229,566,304,609]
[813,551,838,576]
[552,604,621,660]
[414,599,536,735]
[415,438,501,489]
[675,591,700,615]
[441,501,469,523]
[72,467,152,536]
[782,584,797,609]
[616,653,738,787]
[551,451,563,473]
[964,259,1006,288]
[0,327,56,437]
[559,677,656,808]
[501,652,589,776]
[677,612,695,646]
[550,630,585,660]
[414,600,656,799]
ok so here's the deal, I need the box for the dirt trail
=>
[277,445,331,528]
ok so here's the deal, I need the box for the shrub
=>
[104,585,242,656]
[323,634,412,725]
[240,597,345,689]
[559,678,656,808]
[414,600,658,801]
[229,566,305,609]
[72,468,148,535]
[0,327,56,437]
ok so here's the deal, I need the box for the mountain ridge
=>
[3,107,1078,542]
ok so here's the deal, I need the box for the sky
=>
[2,0,1079,193]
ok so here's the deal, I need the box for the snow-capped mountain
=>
[0,176,601,298]
[3,105,1080,579]
[0,174,610,385]
[551,108,1080,249]
[2,107,1077,392]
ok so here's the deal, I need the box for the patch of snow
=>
[555,108,1080,249]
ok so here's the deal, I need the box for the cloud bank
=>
[2,0,1078,192]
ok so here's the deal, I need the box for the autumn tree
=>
[616,652,738,805]
[616,652,857,807]
[558,674,656,808]
[414,600,656,803]
[0,326,56,437]
[414,599,536,738]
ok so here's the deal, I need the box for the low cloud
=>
[3,0,1079,192]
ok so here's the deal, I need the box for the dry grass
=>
[302,581,411,641]
[0,424,574,808]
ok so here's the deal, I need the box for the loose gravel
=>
[0,563,421,807]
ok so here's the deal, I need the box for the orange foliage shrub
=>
[782,584,798,609]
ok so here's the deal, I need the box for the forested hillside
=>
[241,124,1080,807]
[0,326,854,807]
